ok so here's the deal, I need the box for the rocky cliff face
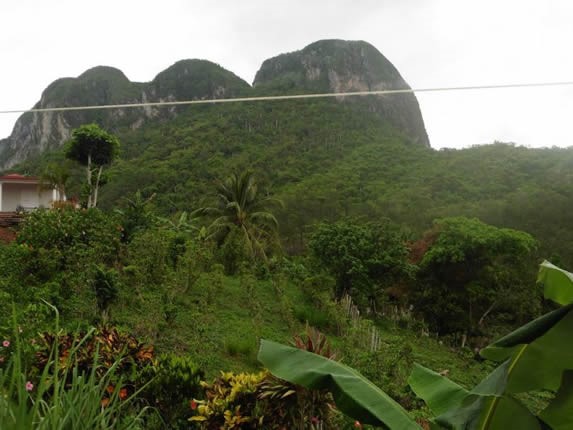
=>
[0,62,249,169]
[254,40,429,147]
[0,39,429,169]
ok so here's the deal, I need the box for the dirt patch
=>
[0,227,16,244]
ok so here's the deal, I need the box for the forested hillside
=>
[4,40,573,264]
[15,97,573,265]
[2,39,573,429]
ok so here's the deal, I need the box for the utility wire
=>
[1,81,573,115]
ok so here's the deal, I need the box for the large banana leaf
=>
[539,370,573,430]
[409,260,573,429]
[480,303,573,393]
[537,260,573,305]
[408,364,468,416]
[258,339,420,429]
[409,362,541,430]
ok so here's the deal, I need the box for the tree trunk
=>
[478,302,497,327]
[86,153,93,208]
[93,165,103,208]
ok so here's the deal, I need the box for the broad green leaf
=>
[258,339,420,429]
[540,370,573,430]
[481,304,573,393]
[411,361,539,429]
[408,364,469,415]
[538,260,573,305]
[481,304,573,359]
[470,359,510,396]
[437,395,541,430]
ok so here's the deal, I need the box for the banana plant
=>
[409,260,573,429]
[258,339,421,429]
[259,260,573,429]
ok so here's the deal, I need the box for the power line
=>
[1,81,573,115]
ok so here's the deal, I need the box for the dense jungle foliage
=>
[15,97,573,267]
[0,173,566,428]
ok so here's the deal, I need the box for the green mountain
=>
[4,39,573,265]
[0,39,427,168]
[0,60,250,168]
[254,39,429,147]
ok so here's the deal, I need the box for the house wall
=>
[39,189,55,207]
[0,183,52,211]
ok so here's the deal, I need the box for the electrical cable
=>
[1,81,573,115]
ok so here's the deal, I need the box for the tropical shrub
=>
[191,327,341,429]
[140,353,204,429]
[35,325,154,393]
[0,308,146,430]
[190,371,267,429]
[259,339,418,429]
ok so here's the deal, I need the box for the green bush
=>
[309,219,414,311]
[293,305,331,330]
[225,337,256,357]
[17,208,121,265]
[0,208,123,321]
[216,226,249,275]
[412,217,540,335]
[140,353,204,429]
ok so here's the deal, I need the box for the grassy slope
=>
[111,269,492,397]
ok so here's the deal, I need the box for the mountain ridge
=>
[0,39,429,169]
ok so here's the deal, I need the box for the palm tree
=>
[157,210,207,240]
[200,171,282,261]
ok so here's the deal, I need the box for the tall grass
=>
[0,304,148,429]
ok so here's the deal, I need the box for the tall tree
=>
[309,219,414,308]
[200,170,282,262]
[412,217,539,335]
[65,124,119,208]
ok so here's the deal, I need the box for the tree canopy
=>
[65,123,119,167]
[309,219,414,309]
[412,217,539,334]
[65,123,119,208]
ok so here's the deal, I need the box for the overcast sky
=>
[1,0,573,149]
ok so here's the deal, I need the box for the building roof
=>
[0,173,40,182]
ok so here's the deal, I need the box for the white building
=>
[0,173,62,212]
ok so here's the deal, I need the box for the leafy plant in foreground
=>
[190,371,266,429]
[0,305,147,429]
[140,353,204,429]
[259,260,573,429]
[35,325,154,392]
[409,259,573,429]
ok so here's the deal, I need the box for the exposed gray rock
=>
[254,39,429,147]
[0,40,429,169]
